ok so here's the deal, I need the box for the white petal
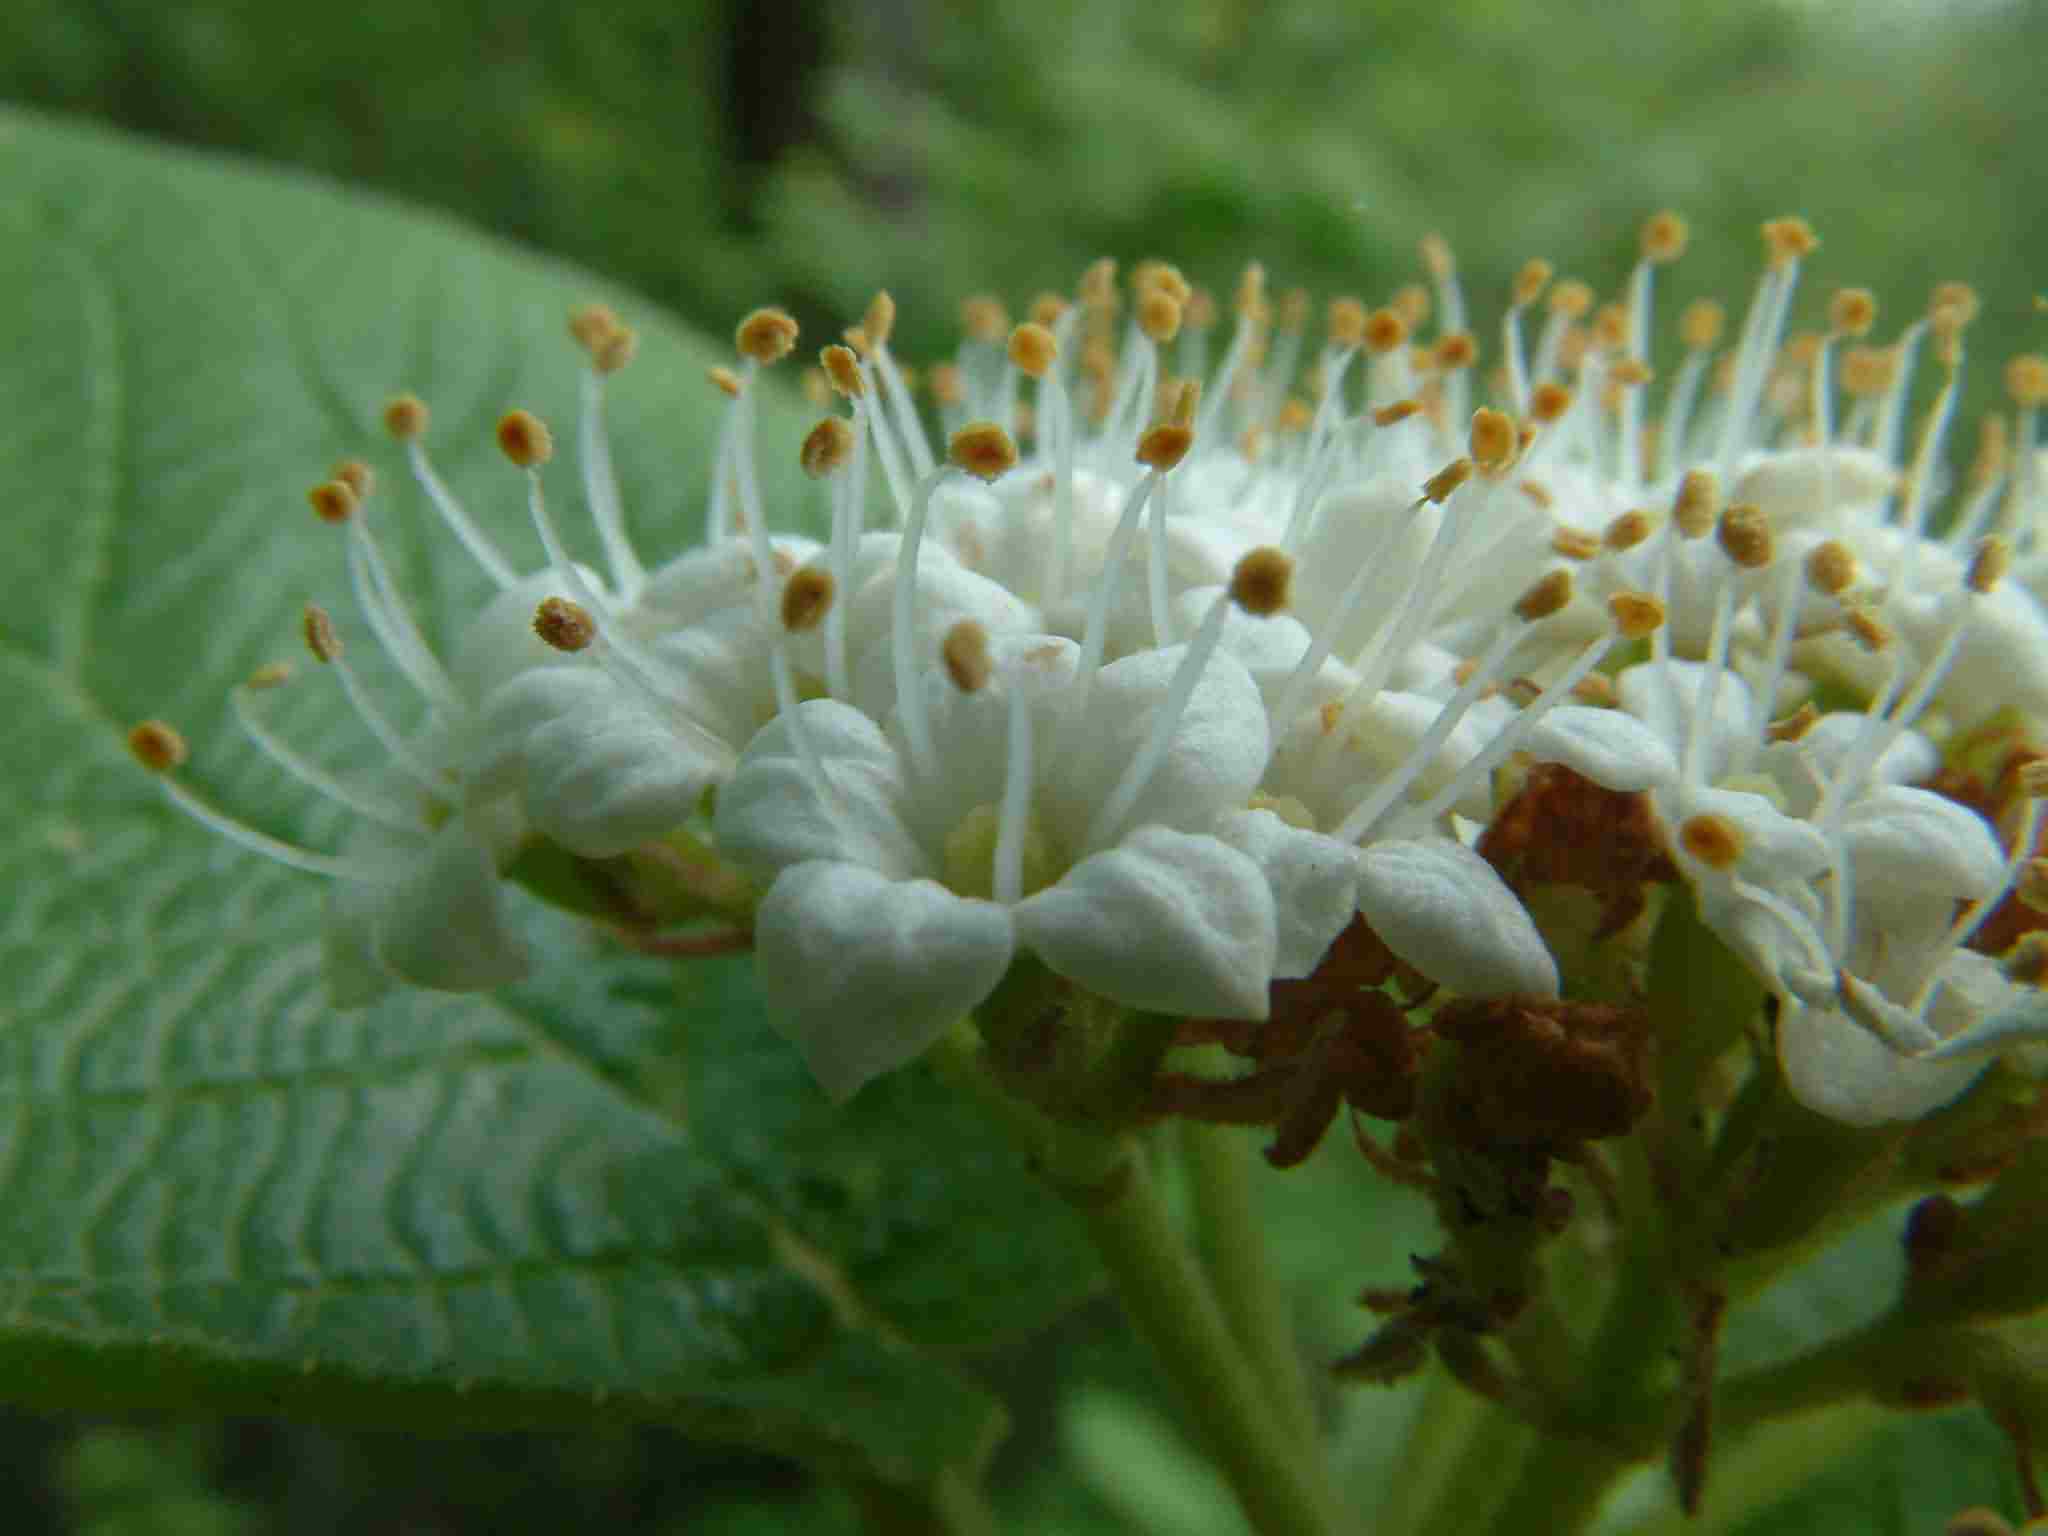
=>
[446,567,605,705]
[713,699,932,881]
[1014,825,1277,1019]
[1777,998,1984,1126]
[1354,838,1559,997]
[1212,809,1358,978]
[1518,705,1678,793]
[755,862,1016,1101]
[1618,660,1754,784]
[371,821,531,992]
[1042,646,1270,846]
[1838,785,2005,906]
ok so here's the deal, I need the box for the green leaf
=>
[0,107,1096,1484]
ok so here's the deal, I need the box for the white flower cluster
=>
[132,219,2048,1121]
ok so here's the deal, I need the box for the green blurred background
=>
[5,0,2046,1528]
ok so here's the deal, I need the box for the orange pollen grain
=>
[1433,332,1478,372]
[1422,458,1474,505]
[821,344,865,398]
[1548,280,1594,320]
[1829,288,1877,338]
[1674,471,1721,538]
[1551,525,1600,561]
[1512,259,1554,307]
[1008,322,1059,378]
[1373,400,1423,427]
[1469,407,1517,469]
[1327,297,1369,347]
[1762,216,1819,267]
[1604,510,1654,552]
[1716,505,1774,569]
[1363,308,1408,355]
[1137,421,1195,471]
[568,303,621,352]
[2007,355,2048,408]
[1805,540,1857,596]
[1138,290,1183,345]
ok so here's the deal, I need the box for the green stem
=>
[1181,1117,1323,1452]
[844,1468,1001,1536]
[934,1027,1338,1536]
[1714,1319,1895,1436]
[1406,1391,1537,1536]
[1075,1140,1340,1536]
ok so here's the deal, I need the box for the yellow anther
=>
[533,596,596,653]
[960,295,1009,345]
[307,479,358,526]
[1528,381,1574,425]
[1607,590,1667,639]
[1679,813,1745,870]
[1829,288,1878,338]
[709,365,742,398]
[1363,308,1408,355]
[930,363,966,409]
[245,662,293,691]
[1571,672,1617,707]
[1609,358,1654,388]
[383,393,429,441]
[2007,354,2048,408]
[800,417,855,479]
[1548,279,1595,320]
[1233,262,1267,319]
[1372,400,1423,428]
[1327,297,1369,347]
[1640,210,1689,264]
[1007,322,1059,379]
[1845,607,1892,653]
[1604,509,1654,552]
[1185,287,1218,330]
[950,421,1019,481]
[1967,536,2011,595]
[1762,216,1819,267]
[1513,568,1575,622]
[1469,407,1517,471]
[1229,547,1295,617]
[780,567,836,633]
[1511,259,1553,307]
[1766,702,1820,743]
[1551,525,1601,561]
[1390,284,1431,332]
[942,620,993,693]
[568,303,621,353]
[1422,458,1474,505]
[496,409,554,469]
[736,307,800,365]
[1433,332,1478,373]
[330,459,376,501]
[1840,345,1894,398]
[1717,504,1774,569]
[592,326,638,375]
[1680,298,1725,351]
[127,720,189,774]
[862,292,897,350]
[821,344,865,399]
[1673,470,1721,539]
[1138,289,1183,345]
[1805,540,1858,596]
[302,604,343,663]
[1419,233,1455,281]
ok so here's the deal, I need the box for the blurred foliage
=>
[3,0,2047,1530]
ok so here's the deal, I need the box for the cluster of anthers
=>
[130,214,2048,1122]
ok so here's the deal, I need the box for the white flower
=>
[713,544,1359,1100]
